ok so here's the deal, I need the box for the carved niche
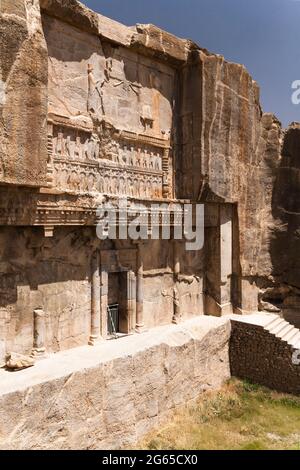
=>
[48,119,169,199]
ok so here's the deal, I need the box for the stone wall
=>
[0,317,230,450]
[230,317,300,395]
[0,227,204,361]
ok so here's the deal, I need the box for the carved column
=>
[172,240,181,324]
[204,204,233,316]
[135,243,145,332]
[119,270,137,334]
[100,263,108,339]
[219,204,233,314]
[128,270,137,333]
[89,251,101,345]
[32,308,46,357]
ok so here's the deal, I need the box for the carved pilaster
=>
[135,242,145,333]
[100,263,108,339]
[128,270,137,333]
[89,251,101,345]
[31,309,46,358]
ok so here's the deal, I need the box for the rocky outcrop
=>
[266,124,300,322]
[178,49,284,312]
[0,317,231,450]
[5,352,35,371]
[0,0,48,186]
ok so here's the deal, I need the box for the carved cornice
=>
[0,187,187,227]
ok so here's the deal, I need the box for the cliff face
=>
[267,124,300,321]
[0,0,298,318]
[0,0,48,186]
[177,49,284,311]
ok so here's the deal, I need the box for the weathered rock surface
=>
[5,352,35,371]
[0,0,48,186]
[1,0,298,321]
[0,317,231,450]
[0,2,299,447]
[178,49,284,312]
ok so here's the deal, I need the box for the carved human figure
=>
[130,147,135,166]
[87,63,105,117]
[122,146,128,166]
[143,150,148,168]
[120,177,125,194]
[134,179,139,197]
[155,155,161,171]
[147,180,151,197]
[65,136,72,159]
[150,152,155,169]
[172,287,181,324]
[104,58,113,84]
[127,177,131,196]
[156,179,161,197]
[98,175,105,193]
[56,132,65,156]
[111,176,117,193]
[140,179,145,197]
[78,173,84,192]
[88,173,96,191]
[68,171,76,190]
[58,168,68,189]
[85,134,99,160]
[110,142,118,163]
[136,148,142,167]
[74,136,82,160]
[107,176,112,194]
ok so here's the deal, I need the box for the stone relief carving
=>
[51,124,163,168]
[87,63,106,118]
[162,287,182,324]
[87,59,142,126]
[49,121,166,198]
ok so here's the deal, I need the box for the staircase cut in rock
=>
[230,313,300,395]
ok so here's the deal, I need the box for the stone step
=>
[265,316,283,331]
[276,324,295,339]
[269,320,290,336]
[289,332,300,348]
[293,340,300,351]
[282,328,300,343]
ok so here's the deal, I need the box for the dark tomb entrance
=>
[107,271,131,337]
[107,304,119,336]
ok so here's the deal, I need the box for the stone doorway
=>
[107,271,129,336]
[105,270,135,338]
[107,304,120,336]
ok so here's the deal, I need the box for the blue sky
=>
[84,0,300,127]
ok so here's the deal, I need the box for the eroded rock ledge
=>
[0,317,230,450]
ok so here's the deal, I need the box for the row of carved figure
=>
[52,132,163,171]
[53,164,163,198]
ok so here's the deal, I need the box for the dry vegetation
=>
[138,379,300,450]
